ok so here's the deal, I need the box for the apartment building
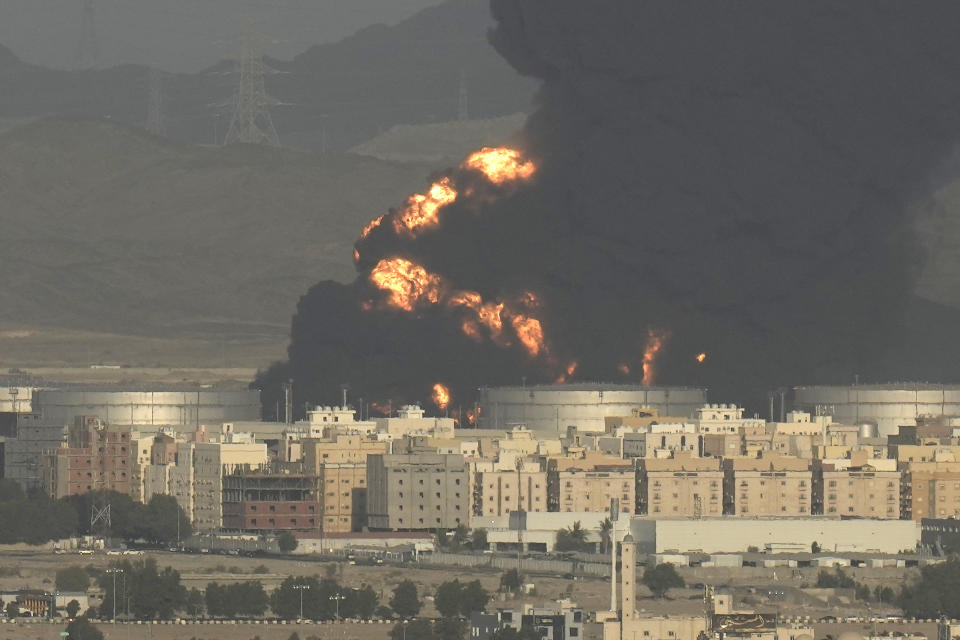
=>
[475,468,549,517]
[302,433,387,469]
[547,456,635,514]
[44,416,134,499]
[318,462,367,532]
[813,455,900,518]
[695,404,765,434]
[723,454,812,516]
[638,454,723,516]
[222,468,321,532]
[901,461,960,520]
[374,405,455,439]
[366,453,471,530]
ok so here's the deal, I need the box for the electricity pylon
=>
[224,28,280,146]
[146,67,165,136]
[74,0,99,70]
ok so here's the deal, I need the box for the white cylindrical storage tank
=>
[793,383,960,436]
[32,388,261,427]
[477,384,707,436]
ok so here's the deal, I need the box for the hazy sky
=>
[0,0,446,72]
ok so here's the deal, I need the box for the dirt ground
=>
[0,619,392,640]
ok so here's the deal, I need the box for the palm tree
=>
[599,518,613,554]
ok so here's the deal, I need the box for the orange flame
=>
[555,360,578,384]
[448,291,506,341]
[618,363,631,376]
[510,314,545,358]
[465,408,476,425]
[393,177,458,236]
[464,147,536,184]
[353,248,360,262]
[369,257,445,311]
[432,383,451,410]
[360,214,384,239]
[641,328,669,386]
[696,352,707,363]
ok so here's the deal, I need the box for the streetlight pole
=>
[105,569,123,623]
[329,593,345,622]
[293,584,310,621]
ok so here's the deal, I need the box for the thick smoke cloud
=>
[257,1,960,416]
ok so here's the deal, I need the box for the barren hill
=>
[0,117,431,342]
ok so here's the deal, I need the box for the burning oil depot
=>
[477,384,706,436]
[793,383,960,437]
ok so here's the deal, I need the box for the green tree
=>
[288,633,300,640]
[270,576,340,620]
[343,584,378,619]
[5,601,18,618]
[815,567,856,589]
[435,580,463,618]
[470,529,488,551]
[390,619,435,640]
[459,581,489,616]
[500,569,522,593]
[99,559,186,620]
[641,563,684,598]
[811,541,821,554]
[66,599,81,619]
[184,589,204,617]
[899,558,960,618]
[233,581,268,617]
[555,521,592,553]
[65,616,104,640]
[57,566,91,592]
[278,532,298,553]
[856,584,872,601]
[599,518,613,554]
[390,580,421,619]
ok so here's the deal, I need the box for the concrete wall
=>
[630,517,921,554]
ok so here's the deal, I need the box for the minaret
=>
[621,534,636,618]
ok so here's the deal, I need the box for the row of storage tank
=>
[2,383,959,437]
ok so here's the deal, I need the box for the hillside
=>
[0,0,536,152]
[0,117,432,342]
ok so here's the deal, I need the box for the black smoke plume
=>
[256,1,960,417]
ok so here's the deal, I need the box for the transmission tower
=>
[74,0,99,70]
[224,29,280,146]
[146,67,165,136]
[457,69,469,121]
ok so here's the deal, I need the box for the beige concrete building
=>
[901,461,960,520]
[548,456,635,514]
[695,404,765,434]
[723,454,812,516]
[374,405,455,439]
[814,454,900,518]
[475,469,548,518]
[317,462,367,532]
[366,453,471,530]
[638,454,723,516]
[302,433,387,469]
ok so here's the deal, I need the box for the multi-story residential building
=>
[222,468,321,532]
[475,468,549,517]
[620,424,699,459]
[638,454,723,516]
[366,453,471,530]
[374,405,455,439]
[303,405,377,436]
[6,414,68,490]
[700,432,742,458]
[302,433,387,470]
[723,454,812,516]
[44,416,134,499]
[317,462,367,532]
[813,455,900,518]
[695,404,765,434]
[547,456,634,514]
[471,600,584,640]
[901,461,960,520]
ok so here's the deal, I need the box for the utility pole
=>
[146,67,165,136]
[329,593,345,622]
[74,0,99,70]
[293,583,310,621]
[224,27,280,146]
[457,69,469,120]
[105,568,123,622]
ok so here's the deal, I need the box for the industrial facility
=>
[477,384,707,435]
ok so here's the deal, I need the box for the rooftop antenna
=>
[224,25,280,146]
[74,0,100,70]
[146,67,166,136]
